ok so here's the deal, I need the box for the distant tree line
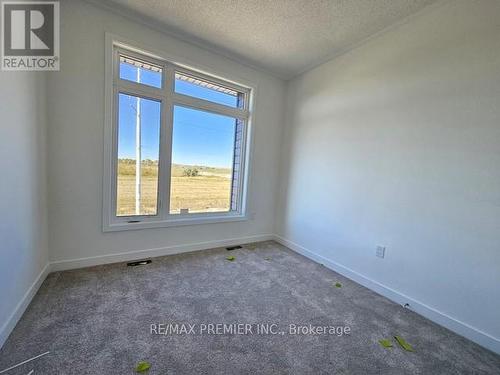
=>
[118,158,158,176]
[183,168,199,177]
[117,159,211,178]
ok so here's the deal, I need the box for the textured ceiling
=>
[102,0,438,79]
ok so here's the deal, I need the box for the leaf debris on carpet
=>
[264,257,271,261]
[379,339,393,348]
[226,256,236,261]
[135,361,151,373]
[335,282,342,288]
[394,336,414,352]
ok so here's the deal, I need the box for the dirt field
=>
[116,160,232,216]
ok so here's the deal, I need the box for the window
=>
[119,55,162,88]
[116,93,161,217]
[174,72,245,108]
[104,44,252,231]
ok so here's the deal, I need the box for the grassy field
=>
[116,159,232,216]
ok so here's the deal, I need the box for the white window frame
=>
[103,35,255,232]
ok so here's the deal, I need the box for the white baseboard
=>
[50,234,274,272]
[273,234,500,355]
[0,263,51,348]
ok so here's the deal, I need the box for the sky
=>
[117,62,238,168]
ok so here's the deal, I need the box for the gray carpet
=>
[1,241,499,374]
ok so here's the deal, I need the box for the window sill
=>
[103,213,249,232]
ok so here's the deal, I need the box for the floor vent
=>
[226,245,242,251]
[127,260,152,267]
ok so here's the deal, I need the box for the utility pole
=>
[135,67,141,215]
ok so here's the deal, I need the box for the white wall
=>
[0,71,49,346]
[47,0,286,265]
[277,0,500,353]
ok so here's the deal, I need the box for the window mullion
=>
[114,80,165,101]
[172,92,249,120]
[159,64,175,219]
[237,119,248,214]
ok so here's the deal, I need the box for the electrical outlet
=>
[376,245,386,258]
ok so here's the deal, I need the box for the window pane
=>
[117,93,161,216]
[170,106,238,214]
[175,72,244,108]
[119,55,162,88]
